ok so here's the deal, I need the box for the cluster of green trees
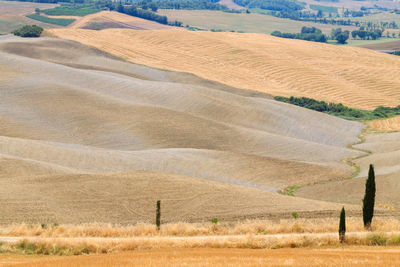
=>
[118,5,169,25]
[233,0,304,12]
[274,96,400,121]
[331,28,350,44]
[351,29,383,40]
[271,27,327,43]
[12,25,43,37]
[137,0,236,12]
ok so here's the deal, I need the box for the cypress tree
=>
[362,164,376,230]
[339,207,346,243]
[156,200,161,230]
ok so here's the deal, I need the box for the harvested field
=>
[218,0,244,10]
[297,131,400,211]
[49,28,400,110]
[158,9,355,34]
[360,40,400,51]
[2,248,400,266]
[0,35,364,223]
[368,116,400,132]
[70,11,172,30]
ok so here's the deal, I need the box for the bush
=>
[211,218,219,224]
[13,25,43,37]
[291,212,299,219]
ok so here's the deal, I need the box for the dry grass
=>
[48,28,400,110]
[3,247,400,267]
[3,218,400,238]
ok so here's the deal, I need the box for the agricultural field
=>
[2,2,400,265]
[158,9,355,34]
[0,0,58,33]
[301,0,400,10]
[0,35,365,223]
[26,14,75,27]
[49,28,400,110]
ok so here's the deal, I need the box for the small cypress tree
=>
[339,206,346,243]
[363,164,376,230]
[156,200,161,230]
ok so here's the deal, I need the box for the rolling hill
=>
[0,35,364,223]
[48,28,400,110]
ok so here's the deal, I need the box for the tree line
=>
[271,27,327,43]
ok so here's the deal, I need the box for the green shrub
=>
[291,212,299,219]
[211,218,219,224]
[13,25,43,38]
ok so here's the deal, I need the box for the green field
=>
[26,14,75,26]
[41,6,98,16]
[159,9,355,34]
[351,12,400,24]
[309,4,338,13]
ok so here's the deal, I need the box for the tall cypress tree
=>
[362,164,376,230]
[156,200,161,230]
[339,207,346,243]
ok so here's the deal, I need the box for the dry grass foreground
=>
[48,28,400,110]
[69,11,172,30]
[2,248,400,267]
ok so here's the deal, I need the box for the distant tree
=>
[332,28,349,44]
[156,200,161,230]
[13,25,43,38]
[363,164,376,230]
[35,8,41,15]
[339,207,346,243]
[117,2,124,13]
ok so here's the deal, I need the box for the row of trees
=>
[351,29,383,40]
[233,0,304,12]
[271,27,327,43]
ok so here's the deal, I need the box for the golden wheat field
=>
[48,28,400,110]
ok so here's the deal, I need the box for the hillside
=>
[297,131,400,212]
[0,35,364,223]
[48,28,400,110]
